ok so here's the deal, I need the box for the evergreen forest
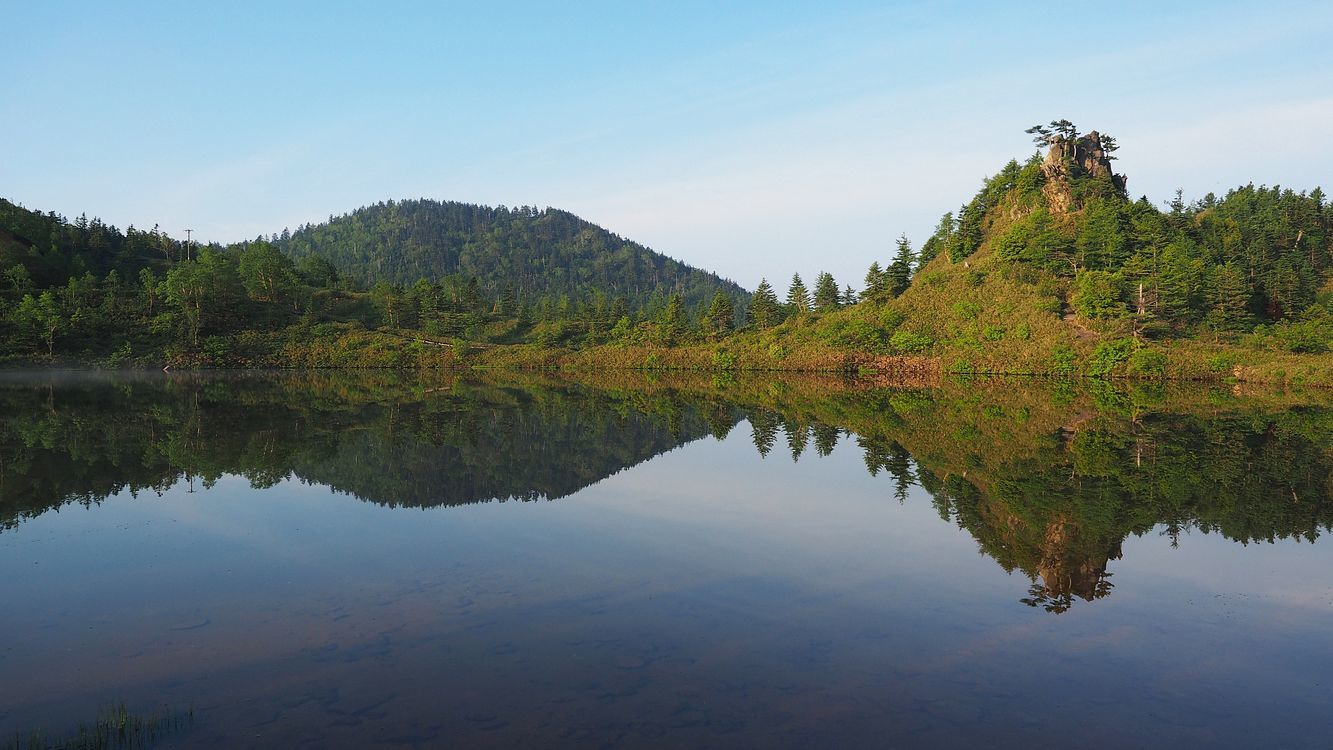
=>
[0,121,1328,381]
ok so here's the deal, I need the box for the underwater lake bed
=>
[1,372,1331,748]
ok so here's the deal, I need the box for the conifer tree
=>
[704,291,735,336]
[747,278,783,328]
[887,235,916,297]
[786,273,810,312]
[813,272,840,311]
[1204,263,1251,332]
[863,262,887,300]
[917,212,953,271]
[662,293,687,336]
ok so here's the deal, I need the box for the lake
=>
[1,371,1331,748]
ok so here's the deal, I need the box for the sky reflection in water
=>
[1,373,1330,748]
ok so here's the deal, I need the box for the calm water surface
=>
[1,372,1331,747]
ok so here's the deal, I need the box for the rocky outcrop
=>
[1041,131,1127,212]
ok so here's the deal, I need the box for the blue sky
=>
[4,1,1332,289]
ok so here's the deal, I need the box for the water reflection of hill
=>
[2,371,1330,612]
[707,377,1333,612]
[0,372,734,528]
[289,393,734,509]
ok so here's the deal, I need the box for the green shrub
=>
[831,319,887,351]
[1002,263,1041,285]
[952,300,982,320]
[106,340,133,365]
[1035,277,1063,298]
[1072,270,1125,319]
[888,391,932,414]
[712,349,737,370]
[202,335,232,362]
[889,329,934,354]
[1087,339,1137,377]
[953,424,982,441]
[982,325,1005,341]
[995,220,1033,262]
[878,308,906,329]
[1048,344,1078,374]
[1125,348,1168,378]
[1274,315,1331,354]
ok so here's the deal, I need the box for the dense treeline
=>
[0,200,350,361]
[0,197,759,360]
[0,198,190,285]
[0,192,857,362]
[275,199,746,313]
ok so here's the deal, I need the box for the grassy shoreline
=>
[3,328,1329,388]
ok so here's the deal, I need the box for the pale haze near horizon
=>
[4,1,1331,291]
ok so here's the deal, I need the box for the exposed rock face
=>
[1041,131,1127,213]
[1042,162,1077,214]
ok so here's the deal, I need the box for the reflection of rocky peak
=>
[1041,131,1127,212]
[1035,517,1120,604]
[970,490,1124,613]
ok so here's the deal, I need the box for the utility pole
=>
[183,229,194,261]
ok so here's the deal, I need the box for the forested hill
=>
[0,198,188,286]
[800,119,1333,379]
[273,199,746,310]
[918,122,1332,336]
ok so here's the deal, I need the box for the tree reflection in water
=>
[2,371,1329,612]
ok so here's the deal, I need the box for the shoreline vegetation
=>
[3,330,1327,388]
[2,121,1329,386]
